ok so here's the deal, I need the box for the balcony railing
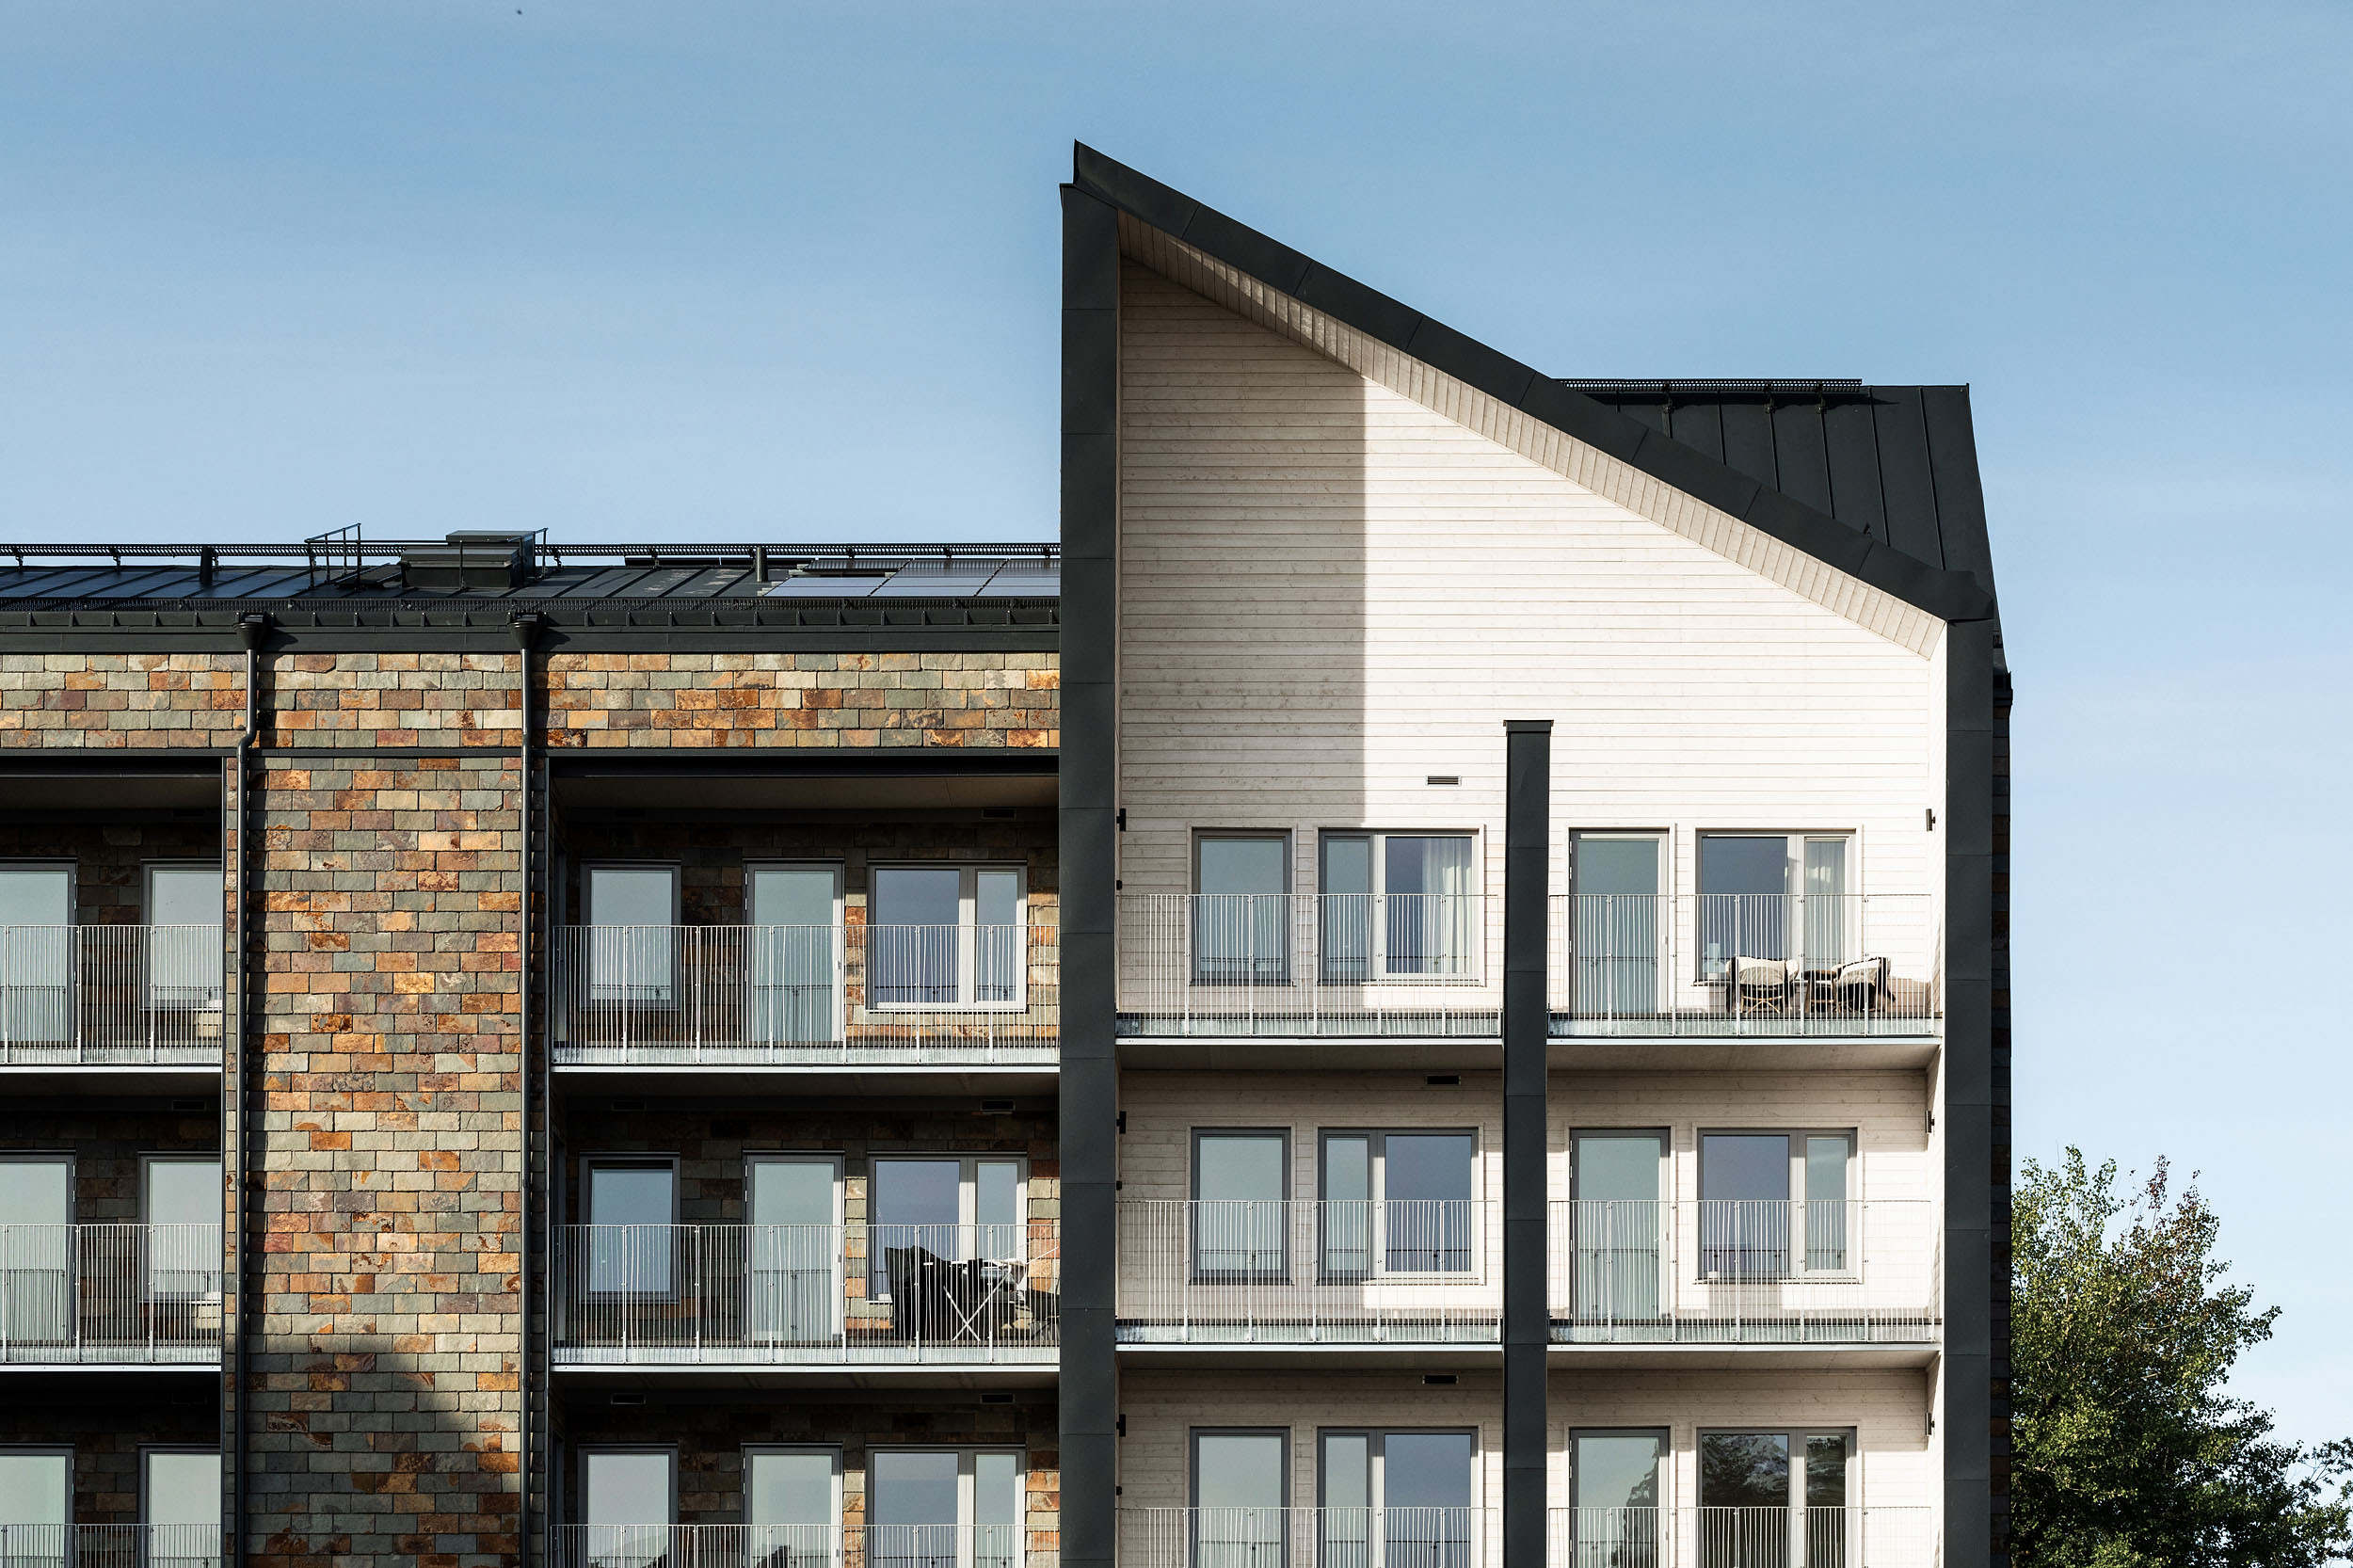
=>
[1123,1508,1497,1568]
[0,1224,222,1364]
[554,1523,1039,1568]
[1117,896,1498,1039]
[1546,1506,1934,1568]
[1118,1200,1501,1345]
[0,926,224,1064]
[1547,1201,1939,1345]
[1549,895,1938,1037]
[552,924,1057,1065]
[0,1525,224,1568]
[554,1222,1060,1364]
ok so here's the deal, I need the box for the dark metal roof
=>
[1070,145,1997,623]
[0,539,1060,649]
[1566,382,1993,589]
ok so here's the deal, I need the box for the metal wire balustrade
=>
[0,926,224,1064]
[0,1224,223,1364]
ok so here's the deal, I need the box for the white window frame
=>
[1316,830,1481,983]
[1191,832,1293,986]
[867,1446,1026,1568]
[866,1155,1029,1300]
[1316,1129,1480,1280]
[138,1446,220,1534]
[140,862,223,1014]
[1693,832,1857,980]
[1189,1128,1290,1283]
[1695,1428,1856,1546]
[1695,1129,1859,1281]
[0,864,77,1032]
[864,864,1029,1012]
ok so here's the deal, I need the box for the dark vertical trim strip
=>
[1502,719,1552,1568]
[228,613,268,1567]
[1944,618,1998,1566]
[1059,179,1122,1568]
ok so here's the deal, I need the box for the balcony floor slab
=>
[552,1062,1057,1097]
[0,1063,222,1096]
[1118,1037,1500,1071]
[551,1360,1056,1390]
[1546,1036,1937,1071]
[1546,1340,1938,1370]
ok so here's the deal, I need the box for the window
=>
[1319,834,1478,982]
[1191,1431,1287,1568]
[1191,1130,1289,1281]
[1567,1132,1667,1328]
[0,1157,72,1344]
[1568,835,1665,1015]
[1319,1430,1475,1568]
[1696,835,1853,977]
[1319,1132,1474,1276]
[142,1156,220,1300]
[143,864,223,1011]
[1193,835,1289,984]
[0,864,73,1044]
[580,1448,677,1550]
[1697,1430,1851,1568]
[1697,1134,1854,1278]
[584,865,680,1003]
[747,864,843,1045]
[746,1156,842,1343]
[869,866,1027,1009]
[745,1447,840,1567]
[1570,1431,1664,1567]
[582,1159,678,1296]
[870,1449,1022,1568]
[869,1157,1025,1299]
[142,1448,220,1565]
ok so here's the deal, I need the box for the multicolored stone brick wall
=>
[542,652,1058,749]
[0,654,244,747]
[264,654,520,748]
[249,751,523,1568]
[2,1101,218,1220]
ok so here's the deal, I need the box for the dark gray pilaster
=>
[1502,720,1552,1568]
[1944,619,1998,1566]
[1059,180,1122,1568]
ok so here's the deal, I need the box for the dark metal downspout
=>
[227,612,268,1567]
[510,613,544,1567]
[1502,720,1552,1568]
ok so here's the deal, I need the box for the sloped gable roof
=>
[1071,145,1995,626]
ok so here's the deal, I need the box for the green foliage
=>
[2012,1149,2353,1566]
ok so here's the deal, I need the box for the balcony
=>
[1123,1508,1497,1568]
[1117,896,1498,1040]
[552,1222,1060,1368]
[0,1525,223,1568]
[552,923,1057,1067]
[554,1524,1039,1568]
[0,1224,223,1366]
[1549,895,1938,1038]
[0,926,224,1066]
[1117,1200,1500,1348]
[1547,1201,1939,1348]
[1546,1507,1933,1568]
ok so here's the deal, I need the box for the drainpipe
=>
[509,613,545,1567]
[228,612,269,1566]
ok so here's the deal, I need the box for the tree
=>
[2012,1148,2353,1566]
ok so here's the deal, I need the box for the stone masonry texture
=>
[543,652,1058,749]
[251,751,522,1568]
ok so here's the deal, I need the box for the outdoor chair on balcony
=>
[883,1247,1027,1344]
[1814,955,1891,1017]
[1727,955,1797,1016]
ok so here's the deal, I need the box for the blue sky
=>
[9,1,2351,1443]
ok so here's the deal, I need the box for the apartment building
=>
[0,146,2008,1568]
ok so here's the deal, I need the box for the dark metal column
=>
[1058,179,1123,1568]
[1502,719,1552,1568]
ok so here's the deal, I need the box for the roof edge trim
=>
[1071,144,1994,625]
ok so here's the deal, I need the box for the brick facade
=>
[250,753,522,1568]
[0,818,220,924]
[0,655,243,748]
[0,1382,219,1523]
[543,653,1057,750]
